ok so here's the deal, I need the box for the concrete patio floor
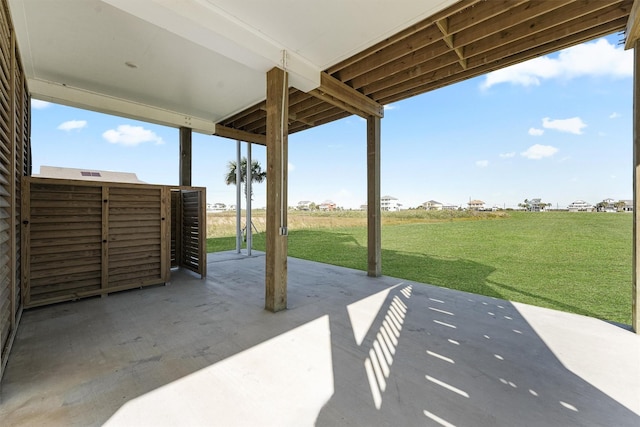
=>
[1,251,639,426]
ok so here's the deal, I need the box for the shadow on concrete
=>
[0,252,637,426]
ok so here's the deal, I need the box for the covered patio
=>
[1,1,640,425]
[1,251,638,426]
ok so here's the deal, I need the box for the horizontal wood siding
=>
[0,0,11,373]
[1,0,29,383]
[181,190,200,273]
[170,190,179,268]
[107,186,164,288]
[26,182,102,303]
[169,187,206,278]
[22,179,172,308]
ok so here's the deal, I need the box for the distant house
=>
[37,165,145,183]
[422,200,443,211]
[529,198,546,212]
[318,200,336,211]
[442,203,459,211]
[381,195,402,211]
[467,199,485,211]
[297,201,312,211]
[207,202,227,212]
[567,200,593,212]
[597,198,617,213]
[620,200,634,212]
[359,204,368,211]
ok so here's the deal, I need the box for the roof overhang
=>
[8,0,635,138]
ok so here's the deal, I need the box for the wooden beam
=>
[626,0,640,49]
[179,127,192,187]
[327,0,481,75]
[265,66,288,312]
[374,14,628,104]
[214,124,266,145]
[633,40,640,333]
[310,72,383,119]
[367,115,381,277]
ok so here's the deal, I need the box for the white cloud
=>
[528,128,544,136]
[609,112,620,119]
[57,120,87,131]
[542,117,586,135]
[499,152,515,158]
[475,160,489,168]
[102,125,164,146]
[31,99,51,109]
[288,162,295,172]
[521,144,558,160]
[383,104,397,111]
[481,38,632,89]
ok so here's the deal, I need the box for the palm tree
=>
[225,157,267,199]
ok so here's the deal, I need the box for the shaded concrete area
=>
[1,251,639,426]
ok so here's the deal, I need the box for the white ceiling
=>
[9,0,457,133]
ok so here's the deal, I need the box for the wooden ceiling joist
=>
[213,0,632,141]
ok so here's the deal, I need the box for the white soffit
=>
[9,0,457,131]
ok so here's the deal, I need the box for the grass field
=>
[206,210,632,325]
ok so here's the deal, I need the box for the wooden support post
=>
[265,66,288,312]
[367,115,381,277]
[633,41,640,334]
[179,127,192,186]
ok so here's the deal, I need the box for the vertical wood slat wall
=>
[0,0,29,382]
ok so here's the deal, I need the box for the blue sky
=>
[31,35,632,210]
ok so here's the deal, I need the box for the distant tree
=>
[309,202,318,211]
[225,157,267,199]
[595,201,607,212]
[615,200,627,212]
[518,199,530,211]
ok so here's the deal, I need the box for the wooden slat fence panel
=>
[0,0,11,373]
[181,190,201,273]
[25,181,102,304]
[169,187,206,278]
[170,190,179,268]
[107,186,165,289]
[21,178,173,308]
[1,0,29,384]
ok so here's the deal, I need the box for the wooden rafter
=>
[214,0,631,140]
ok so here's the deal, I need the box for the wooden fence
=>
[21,178,206,308]
[0,0,30,382]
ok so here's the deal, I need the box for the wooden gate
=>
[21,178,171,308]
[170,187,206,278]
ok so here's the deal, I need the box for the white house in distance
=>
[206,203,227,212]
[467,199,485,211]
[381,195,402,211]
[567,200,593,212]
[297,201,312,211]
[422,200,458,211]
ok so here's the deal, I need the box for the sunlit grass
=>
[207,211,632,325]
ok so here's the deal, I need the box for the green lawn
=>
[207,211,632,325]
